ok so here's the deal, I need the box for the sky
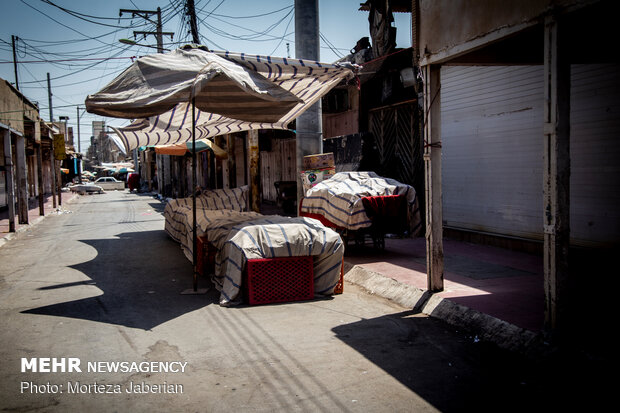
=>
[0,0,411,153]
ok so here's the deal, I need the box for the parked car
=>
[70,184,104,195]
[94,177,125,191]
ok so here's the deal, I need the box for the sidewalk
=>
[342,236,544,353]
[2,193,545,354]
[0,192,76,247]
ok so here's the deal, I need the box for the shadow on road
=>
[331,310,548,412]
[22,230,217,330]
[331,309,612,412]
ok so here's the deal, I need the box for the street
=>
[0,191,603,412]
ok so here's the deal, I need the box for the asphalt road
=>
[0,190,608,412]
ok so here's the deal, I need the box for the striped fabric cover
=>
[100,48,357,152]
[164,186,249,242]
[86,47,300,121]
[300,171,422,235]
[166,207,344,306]
[205,213,343,306]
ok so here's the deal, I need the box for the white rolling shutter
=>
[570,64,620,246]
[441,65,544,240]
[440,64,620,246]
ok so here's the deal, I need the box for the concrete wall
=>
[0,80,40,140]
[418,0,585,64]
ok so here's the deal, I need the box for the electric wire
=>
[40,0,146,28]
[3,0,356,144]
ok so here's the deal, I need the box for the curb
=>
[343,261,546,356]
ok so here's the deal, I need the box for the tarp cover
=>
[86,46,357,153]
[154,139,227,158]
[165,196,343,306]
[300,171,422,234]
[164,187,250,240]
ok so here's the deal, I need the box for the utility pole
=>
[120,7,174,53]
[186,0,201,44]
[47,72,57,208]
[120,6,173,196]
[76,107,81,153]
[47,73,53,122]
[294,0,321,204]
[11,35,19,90]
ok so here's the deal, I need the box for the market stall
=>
[299,171,422,249]
[164,187,344,306]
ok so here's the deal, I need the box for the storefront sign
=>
[53,134,66,160]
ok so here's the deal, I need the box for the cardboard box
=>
[301,167,336,191]
[303,153,334,170]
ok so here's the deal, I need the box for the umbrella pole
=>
[182,97,208,295]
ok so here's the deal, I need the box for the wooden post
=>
[56,159,62,206]
[215,135,227,189]
[3,129,16,232]
[423,64,444,292]
[543,14,570,335]
[163,154,172,197]
[51,147,57,208]
[36,142,44,215]
[146,150,153,192]
[247,130,260,212]
[156,154,163,196]
[15,135,28,224]
[227,134,237,188]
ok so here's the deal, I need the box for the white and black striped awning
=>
[86,46,357,153]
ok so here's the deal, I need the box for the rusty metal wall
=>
[368,100,424,198]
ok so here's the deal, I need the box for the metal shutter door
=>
[441,65,544,240]
[570,64,620,246]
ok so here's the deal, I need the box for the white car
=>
[94,177,125,191]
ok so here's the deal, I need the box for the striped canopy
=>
[154,139,227,158]
[86,46,357,153]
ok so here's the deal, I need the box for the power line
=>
[320,32,345,59]
[18,0,127,47]
[198,7,294,42]
[270,12,294,55]
[0,56,135,64]
[18,45,135,85]
[40,0,145,28]
[209,5,293,19]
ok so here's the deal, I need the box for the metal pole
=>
[192,98,197,291]
[181,98,207,294]
[11,36,19,90]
